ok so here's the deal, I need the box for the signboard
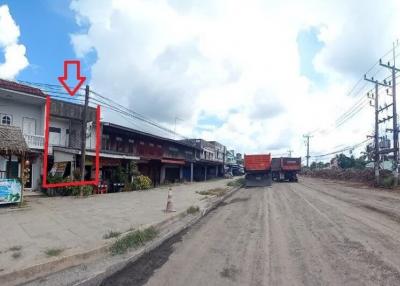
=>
[0,179,22,204]
[50,162,68,177]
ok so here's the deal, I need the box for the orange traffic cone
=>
[165,189,176,213]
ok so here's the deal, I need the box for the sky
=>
[1,0,400,160]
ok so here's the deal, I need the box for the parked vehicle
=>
[271,157,301,182]
[244,154,272,187]
[232,165,245,176]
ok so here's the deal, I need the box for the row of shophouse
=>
[0,79,241,192]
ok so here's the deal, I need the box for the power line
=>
[14,79,189,140]
[89,90,188,139]
[311,138,371,159]
[308,49,400,136]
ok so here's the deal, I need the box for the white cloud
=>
[70,0,400,158]
[0,5,28,79]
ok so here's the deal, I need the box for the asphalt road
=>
[102,177,400,286]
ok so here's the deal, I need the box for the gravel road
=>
[102,177,400,286]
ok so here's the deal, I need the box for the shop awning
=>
[161,159,185,165]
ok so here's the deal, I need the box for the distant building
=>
[181,139,226,180]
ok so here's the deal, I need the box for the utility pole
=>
[80,85,90,196]
[379,47,400,186]
[287,149,293,157]
[303,135,311,167]
[364,74,393,186]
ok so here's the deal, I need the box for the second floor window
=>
[1,114,12,126]
[116,137,124,152]
[102,134,111,150]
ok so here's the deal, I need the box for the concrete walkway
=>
[0,178,235,277]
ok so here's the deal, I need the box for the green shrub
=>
[186,205,200,214]
[70,185,93,196]
[44,248,63,257]
[123,182,134,192]
[381,176,394,188]
[133,175,152,190]
[227,178,245,187]
[110,227,158,255]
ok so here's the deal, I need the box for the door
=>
[22,117,36,135]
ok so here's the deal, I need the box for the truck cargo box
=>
[244,154,272,187]
[244,154,271,171]
[281,157,301,171]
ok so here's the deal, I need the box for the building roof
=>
[102,122,201,150]
[0,79,46,97]
[0,125,29,155]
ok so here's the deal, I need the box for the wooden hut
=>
[0,125,29,204]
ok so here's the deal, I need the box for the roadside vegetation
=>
[186,205,200,215]
[302,153,397,188]
[43,162,152,196]
[227,178,245,187]
[103,230,122,239]
[110,226,158,255]
[8,245,22,252]
[197,187,227,197]
[9,245,22,259]
[44,248,64,257]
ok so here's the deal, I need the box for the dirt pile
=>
[301,168,393,186]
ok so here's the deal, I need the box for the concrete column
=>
[160,165,166,184]
[179,166,183,180]
[204,165,207,181]
[190,162,193,183]
[215,165,218,177]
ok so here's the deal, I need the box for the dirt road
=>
[102,177,400,286]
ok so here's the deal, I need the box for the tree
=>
[336,153,366,169]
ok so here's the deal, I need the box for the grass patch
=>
[12,252,21,259]
[103,230,122,239]
[9,245,22,252]
[44,248,63,257]
[227,178,245,187]
[197,188,227,197]
[186,205,200,215]
[110,226,158,255]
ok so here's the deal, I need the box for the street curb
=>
[3,185,241,286]
[73,185,242,286]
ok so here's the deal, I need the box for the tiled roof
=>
[0,79,46,97]
[0,125,29,155]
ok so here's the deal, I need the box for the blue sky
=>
[3,0,93,85]
[5,0,325,87]
[297,27,325,85]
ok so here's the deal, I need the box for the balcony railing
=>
[24,134,44,149]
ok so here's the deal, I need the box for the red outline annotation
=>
[42,96,101,188]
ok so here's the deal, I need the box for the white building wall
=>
[49,118,70,147]
[0,98,44,136]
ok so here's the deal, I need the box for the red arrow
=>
[58,60,86,96]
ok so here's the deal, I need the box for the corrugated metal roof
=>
[0,79,46,97]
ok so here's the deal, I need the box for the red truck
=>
[271,157,301,182]
[244,154,272,187]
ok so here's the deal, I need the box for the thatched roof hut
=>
[0,125,29,155]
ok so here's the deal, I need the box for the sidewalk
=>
[0,178,236,280]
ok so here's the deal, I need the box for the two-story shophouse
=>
[0,79,99,190]
[0,80,46,190]
[101,122,200,186]
[181,139,226,181]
